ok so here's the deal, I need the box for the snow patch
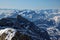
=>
[53,16,60,22]
[0,28,16,40]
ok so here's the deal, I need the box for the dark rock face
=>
[14,15,51,40]
[12,31,32,40]
[0,15,51,40]
[0,33,7,40]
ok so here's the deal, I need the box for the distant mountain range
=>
[0,9,60,40]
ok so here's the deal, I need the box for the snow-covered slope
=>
[0,28,16,40]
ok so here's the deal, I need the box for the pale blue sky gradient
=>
[0,0,60,9]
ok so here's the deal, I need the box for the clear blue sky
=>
[0,0,60,9]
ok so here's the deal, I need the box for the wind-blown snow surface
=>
[0,9,60,40]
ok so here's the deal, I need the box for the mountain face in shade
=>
[0,9,60,40]
[0,15,51,40]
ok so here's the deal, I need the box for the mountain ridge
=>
[0,9,60,40]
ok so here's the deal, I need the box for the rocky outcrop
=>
[0,28,32,40]
[0,33,7,40]
[12,31,32,40]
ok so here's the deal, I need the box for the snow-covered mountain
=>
[0,9,60,40]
